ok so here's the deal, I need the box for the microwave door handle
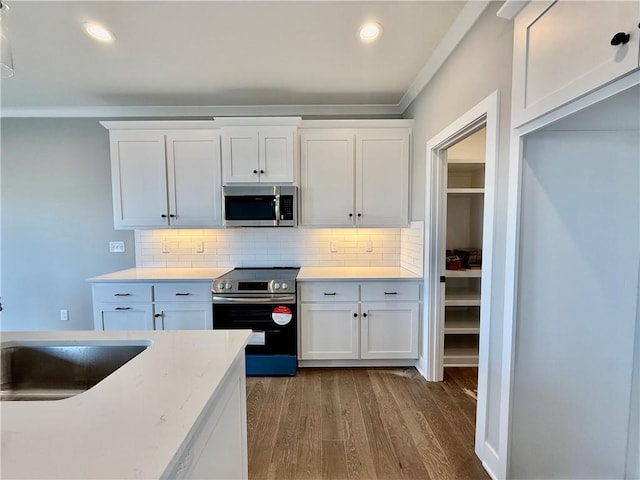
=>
[274,195,281,225]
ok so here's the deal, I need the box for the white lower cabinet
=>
[92,282,213,331]
[299,303,359,359]
[299,280,421,362]
[154,303,213,330]
[95,303,155,331]
[360,302,419,359]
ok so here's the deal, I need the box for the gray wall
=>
[511,127,639,478]
[403,1,514,461]
[1,118,135,331]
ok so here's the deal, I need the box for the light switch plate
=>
[109,241,125,253]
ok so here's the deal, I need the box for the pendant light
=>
[0,1,15,78]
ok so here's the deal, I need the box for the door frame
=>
[418,90,499,475]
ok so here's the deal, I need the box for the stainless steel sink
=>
[0,340,151,401]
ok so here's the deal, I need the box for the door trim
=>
[418,90,500,477]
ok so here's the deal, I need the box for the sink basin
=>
[0,340,151,401]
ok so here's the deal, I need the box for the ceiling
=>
[0,1,490,118]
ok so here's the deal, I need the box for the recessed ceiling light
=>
[84,23,115,43]
[359,22,383,43]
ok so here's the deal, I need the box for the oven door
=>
[212,297,296,356]
[223,194,278,227]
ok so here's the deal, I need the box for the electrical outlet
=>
[109,241,125,253]
[162,242,170,253]
[60,309,69,321]
[195,241,204,253]
[365,241,373,252]
[330,240,338,253]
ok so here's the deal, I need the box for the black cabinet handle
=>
[384,292,398,295]
[115,307,132,311]
[253,170,258,174]
[357,213,362,217]
[349,213,353,217]
[114,293,131,296]
[161,214,168,218]
[154,313,162,318]
[175,293,191,296]
[362,312,368,318]
[169,214,176,218]
[260,169,265,174]
[323,292,337,296]
[611,32,631,46]
[353,313,358,317]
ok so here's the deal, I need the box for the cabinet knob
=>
[353,313,358,317]
[253,170,258,174]
[611,32,631,46]
[362,312,368,318]
[161,214,168,218]
[349,213,353,217]
[154,313,162,318]
[169,214,176,218]
[357,213,362,217]
[260,169,265,174]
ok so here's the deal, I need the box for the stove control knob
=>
[225,283,232,289]
[281,282,288,290]
[273,282,281,290]
[217,282,225,290]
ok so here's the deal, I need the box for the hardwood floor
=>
[246,367,489,480]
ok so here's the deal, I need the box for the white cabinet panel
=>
[300,130,355,226]
[154,282,213,302]
[360,302,419,359]
[360,281,420,302]
[166,131,222,227]
[96,303,155,331]
[300,127,410,227]
[299,282,359,302]
[356,129,410,226]
[299,303,359,360]
[512,0,640,126]
[222,126,295,184]
[108,129,222,229]
[110,131,169,228]
[154,302,213,330]
[92,284,153,303]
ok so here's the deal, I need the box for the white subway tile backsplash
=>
[135,225,424,271]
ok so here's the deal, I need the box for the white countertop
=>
[87,266,422,283]
[297,266,422,281]
[1,329,251,479]
[86,267,233,282]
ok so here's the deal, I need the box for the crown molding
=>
[496,0,529,20]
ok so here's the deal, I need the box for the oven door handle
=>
[213,295,296,304]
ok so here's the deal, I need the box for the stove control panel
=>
[212,279,296,294]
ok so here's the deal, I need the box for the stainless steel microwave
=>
[222,186,297,227]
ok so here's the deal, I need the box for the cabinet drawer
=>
[154,282,212,302]
[360,281,420,302]
[93,284,153,303]
[299,282,359,302]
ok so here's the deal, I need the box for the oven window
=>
[225,196,275,221]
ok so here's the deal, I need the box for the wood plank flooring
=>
[246,367,489,480]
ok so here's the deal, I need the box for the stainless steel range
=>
[212,267,300,376]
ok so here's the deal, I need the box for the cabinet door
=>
[221,127,260,184]
[360,302,419,359]
[96,303,155,331]
[512,0,640,127]
[355,129,410,227]
[166,131,222,227]
[300,129,355,226]
[258,127,295,183]
[154,302,213,330]
[109,131,169,228]
[299,303,359,359]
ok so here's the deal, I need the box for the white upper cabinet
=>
[300,126,410,227]
[221,126,296,184]
[356,129,410,227]
[166,131,222,227]
[512,0,640,127]
[300,129,355,226]
[108,129,222,229]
